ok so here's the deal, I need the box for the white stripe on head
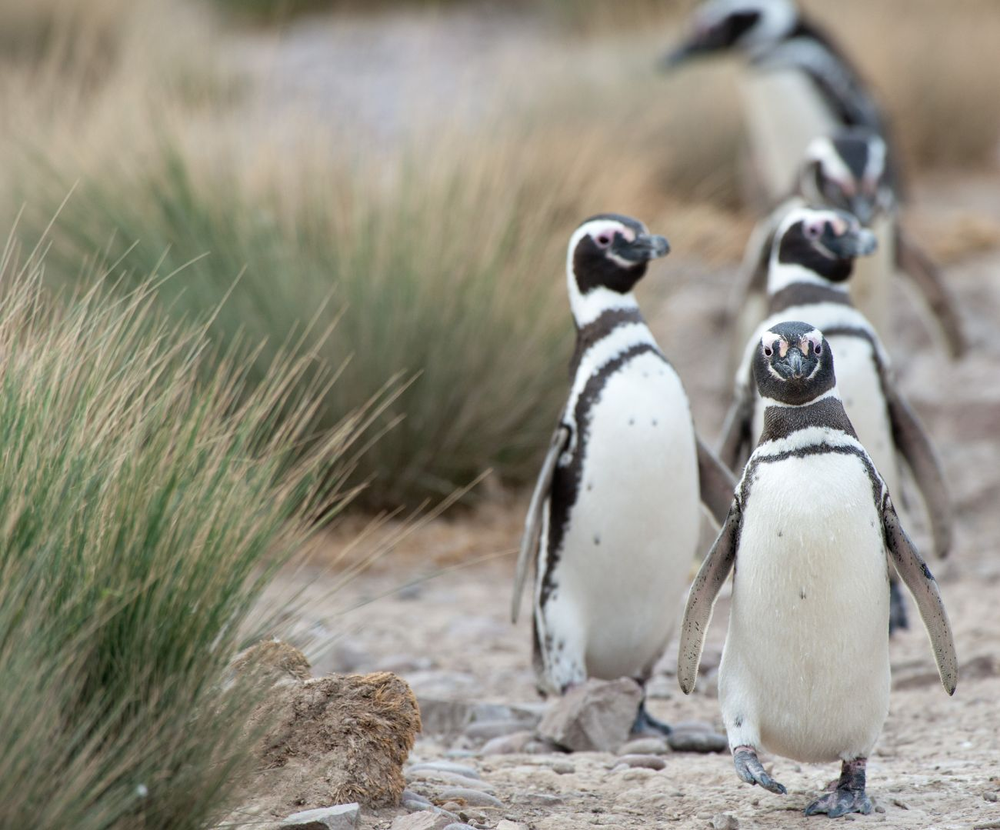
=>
[805,137,856,194]
[698,0,797,50]
[566,219,641,326]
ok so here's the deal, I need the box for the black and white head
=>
[753,321,836,406]
[661,0,798,67]
[769,206,877,292]
[566,214,670,325]
[799,130,894,226]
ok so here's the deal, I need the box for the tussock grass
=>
[0,240,375,829]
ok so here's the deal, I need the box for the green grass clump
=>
[23,138,574,508]
[0,241,371,829]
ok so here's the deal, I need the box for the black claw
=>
[733,746,787,795]
[806,758,872,817]
[631,699,672,736]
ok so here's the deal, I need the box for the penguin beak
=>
[821,225,878,259]
[614,233,671,262]
[777,348,807,380]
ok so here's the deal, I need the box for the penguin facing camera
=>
[679,320,958,817]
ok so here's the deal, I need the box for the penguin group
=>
[512,0,961,818]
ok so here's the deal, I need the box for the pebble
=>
[986,792,999,803]
[436,787,505,808]
[409,761,481,780]
[389,814,453,830]
[667,731,728,753]
[552,760,576,774]
[618,737,670,756]
[712,814,739,830]
[402,791,434,813]
[280,803,361,830]
[406,770,496,793]
[537,678,643,752]
[618,754,667,770]
[514,792,564,806]
[480,731,533,755]
[496,822,527,830]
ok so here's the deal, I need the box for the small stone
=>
[406,770,496,793]
[480,731,534,755]
[496,822,526,830]
[711,814,739,830]
[891,798,910,810]
[985,792,999,803]
[537,678,643,752]
[390,813,453,830]
[667,730,728,753]
[280,803,361,830]
[514,792,564,806]
[552,760,575,774]
[436,787,505,808]
[875,805,886,813]
[618,754,667,770]
[619,737,670,756]
[409,761,480,780]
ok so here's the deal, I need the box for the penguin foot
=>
[732,745,786,795]
[805,758,872,818]
[631,699,672,736]
[889,579,909,635]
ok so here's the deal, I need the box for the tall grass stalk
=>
[0,240,380,829]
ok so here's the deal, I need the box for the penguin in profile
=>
[661,0,903,205]
[511,213,735,734]
[731,129,967,360]
[719,205,953,631]
[679,320,957,816]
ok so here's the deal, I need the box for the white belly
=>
[740,70,839,204]
[551,353,700,680]
[719,452,890,763]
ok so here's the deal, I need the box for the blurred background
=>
[2,3,1000,827]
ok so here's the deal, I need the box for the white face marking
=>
[696,0,796,50]
[805,137,856,196]
[565,219,645,326]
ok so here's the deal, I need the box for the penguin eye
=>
[804,223,821,240]
[814,343,823,355]
[596,234,612,248]
[763,345,773,357]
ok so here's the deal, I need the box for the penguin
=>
[678,320,957,816]
[719,205,953,630]
[511,213,736,733]
[730,129,967,361]
[660,0,903,206]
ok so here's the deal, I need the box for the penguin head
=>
[753,321,836,406]
[771,206,877,288]
[800,130,895,227]
[660,0,797,68]
[567,214,670,302]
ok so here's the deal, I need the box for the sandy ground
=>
[234,10,1000,829]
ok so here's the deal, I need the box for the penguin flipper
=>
[717,381,754,473]
[511,424,570,624]
[696,438,737,527]
[882,501,958,695]
[895,225,968,359]
[886,387,953,558]
[678,502,740,695]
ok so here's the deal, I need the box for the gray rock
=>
[280,803,360,830]
[618,754,667,770]
[712,814,739,830]
[985,791,999,803]
[406,770,496,793]
[480,730,534,755]
[618,737,670,756]
[408,761,480,779]
[436,787,505,808]
[536,678,643,752]
[667,730,728,753]
[402,789,433,812]
[552,760,575,774]
[389,813,453,830]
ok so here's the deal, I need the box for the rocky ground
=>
[254,189,1000,830]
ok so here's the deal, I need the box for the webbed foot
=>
[889,579,909,635]
[732,745,786,795]
[631,699,672,736]
[805,758,872,818]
